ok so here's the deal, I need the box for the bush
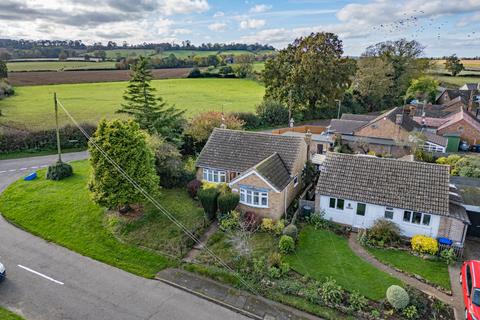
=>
[386,285,409,310]
[411,235,438,255]
[46,161,73,181]
[320,277,344,305]
[282,224,298,240]
[278,235,295,254]
[403,305,418,319]
[256,99,289,126]
[217,192,240,217]
[153,140,193,188]
[268,252,282,268]
[243,211,259,230]
[219,210,241,232]
[348,290,367,311]
[366,219,400,246]
[308,211,328,230]
[261,218,285,235]
[0,79,14,98]
[440,248,457,265]
[187,67,202,78]
[198,188,219,221]
[277,279,303,295]
[186,179,202,198]
[230,112,261,129]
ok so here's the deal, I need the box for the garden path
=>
[347,233,462,318]
[183,221,219,263]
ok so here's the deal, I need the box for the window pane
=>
[356,203,366,216]
[253,192,259,205]
[329,198,336,208]
[208,171,213,181]
[261,194,267,206]
[412,212,422,224]
[203,169,208,180]
[403,211,411,222]
[213,171,218,182]
[384,211,394,220]
[246,191,252,204]
[240,190,245,202]
[422,214,431,226]
[337,199,344,210]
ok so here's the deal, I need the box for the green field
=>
[0,161,173,278]
[0,78,264,130]
[7,61,116,72]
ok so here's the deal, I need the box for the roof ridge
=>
[327,152,450,169]
[213,127,303,141]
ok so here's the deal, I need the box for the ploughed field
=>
[7,68,193,86]
[0,78,264,130]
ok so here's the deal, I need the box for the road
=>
[0,152,248,320]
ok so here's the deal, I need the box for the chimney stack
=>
[304,129,312,161]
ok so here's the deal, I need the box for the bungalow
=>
[315,153,470,245]
[196,128,308,220]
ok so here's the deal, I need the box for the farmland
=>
[6,61,116,72]
[0,78,264,130]
[430,59,480,88]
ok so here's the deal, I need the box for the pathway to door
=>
[183,221,219,263]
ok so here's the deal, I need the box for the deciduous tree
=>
[445,54,464,77]
[88,119,158,211]
[186,111,244,144]
[406,76,439,103]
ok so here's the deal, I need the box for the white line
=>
[19,168,28,171]
[0,170,6,174]
[31,166,39,169]
[8,169,16,172]
[18,265,64,285]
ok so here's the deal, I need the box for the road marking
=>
[18,265,64,285]
[8,169,16,172]
[0,170,6,174]
[19,168,28,171]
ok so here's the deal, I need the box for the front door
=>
[353,203,367,228]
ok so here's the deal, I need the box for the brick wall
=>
[437,119,480,144]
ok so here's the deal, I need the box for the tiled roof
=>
[412,116,448,128]
[442,89,477,104]
[409,103,457,118]
[316,153,451,216]
[356,107,421,133]
[255,153,291,190]
[423,132,448,147]
[196,128,304,174]
[328,119,369,134]
[438,109,480,132]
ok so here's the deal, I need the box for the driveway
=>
[0,152,248,320]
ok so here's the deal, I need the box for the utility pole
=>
[335,99,341,119]
[54,92,62,162]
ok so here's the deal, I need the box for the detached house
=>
[196,128,308,220]
[315,153,470,245]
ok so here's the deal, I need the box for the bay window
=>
[240,187,268,208]
[203,168,226,183]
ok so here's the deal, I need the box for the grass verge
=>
[0,148,86,160]
[284,226,402,301]
[366,247,451,290]
[0,160,173,278]
[0,306,24,320]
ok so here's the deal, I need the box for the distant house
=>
[196,128,308,220]
[459,83,480,91]
[437,109,480,145]
[315,153,470,245]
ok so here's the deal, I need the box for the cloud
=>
[250,4,272,13]
[173,28,192,35]
[240,19,266,29]
[213,11,224,18]
[208,22,227,31]
[161,0,210,15]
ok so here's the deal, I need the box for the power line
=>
[56,98,260,296]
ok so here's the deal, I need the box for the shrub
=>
[198,188,219,221]
[256,99,289,126]
[201,181,218,190]
[268,266,282,279]
[252,257,267,278]
[0,79,14,98]
[278,235,295,254]
[348,290,368,311]
[219,210,241,232]
[402,305,418,319]
[186,179,202,198]
[268,252,282,268]
[366,219,400,246]
[187,67,202,78]
[243,211,259,230]
[230,112,261,129]
[320,277,344,305]
[153,140,193,188]
[299,283,320,303]
[46,161,73,181]
[217,192,240,217]
[308,211,328,230]
[261,218,285,235]
[277,279,302,295]
[411,235,438,255]
[282,224,298,240]
[440,248,457,265]
[386,285,409,310]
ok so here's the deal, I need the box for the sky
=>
[1,0,480,57]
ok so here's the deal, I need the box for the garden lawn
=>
[110,188,205,258]
[366,247,451,290]
[284,226,402,301]
[0,78,264,130]
[0,307,24,320]
[0,160,173,278]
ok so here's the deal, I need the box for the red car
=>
[461,260,480,320]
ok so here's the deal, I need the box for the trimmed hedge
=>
[46,161,73,181]
[217,192,240,217]
[198,188,219,221]
[0,123,96,153]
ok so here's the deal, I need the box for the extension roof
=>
[328,119,369,135]
[355,107,421,133]
[316,153,451,216]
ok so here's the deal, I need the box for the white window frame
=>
[293,176,299,187]
[239,187,268,208]
[422,142,445,153]
[328,197,344,210]
[402,210,431,227]
[203,168,226,183]
[384,207,394,220]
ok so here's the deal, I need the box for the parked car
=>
[470,145,480,153]
[460,260,480,320]
[0,262,5,282]
[460,141,470,152]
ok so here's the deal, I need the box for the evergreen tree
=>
[88,119,159,211]
[117,56,185,145]
[0,60,7,78]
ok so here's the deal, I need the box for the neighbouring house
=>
[315,152,471,245]
[459,83,480,91]
[196,128,308,220]
[436,109,480,145]
[436,88,480,114]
